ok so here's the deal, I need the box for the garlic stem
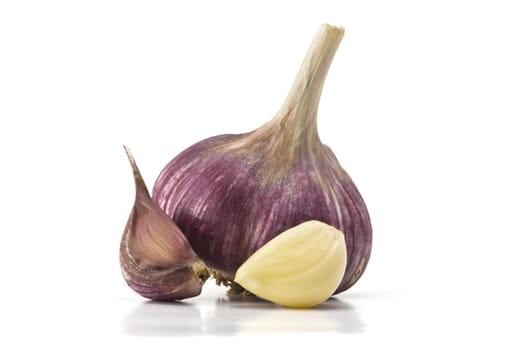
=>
[272,24,344,150]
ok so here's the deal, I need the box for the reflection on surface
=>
[211,293,365,334]
[122,292,365,336]
[122,301,203,336]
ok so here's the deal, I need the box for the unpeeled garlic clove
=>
[120,146,209,301]
[234,220,347,308]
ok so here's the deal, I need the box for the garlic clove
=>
[120,146,209,301]
[233,220,347,308]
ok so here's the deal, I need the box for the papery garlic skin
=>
[153,24,372,294]
[120,146,209,301]
[234,221,347,308]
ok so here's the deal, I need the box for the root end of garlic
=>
[191,260,211,284]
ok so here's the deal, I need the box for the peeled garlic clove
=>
[120,146,209,301]
[234,221,347,308]
[153,24,372,294]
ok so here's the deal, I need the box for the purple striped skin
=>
[123,268,202,301]
[152,132,372,294]
[120,146,208,301]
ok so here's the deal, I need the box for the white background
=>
[1,0,524,348]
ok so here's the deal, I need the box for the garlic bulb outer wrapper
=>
[153,24,372,294]
[120,146,209,301]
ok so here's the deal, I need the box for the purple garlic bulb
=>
[152,24,372,294]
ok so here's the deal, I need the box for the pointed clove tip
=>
[123,145,149,195]
[123,145,131,163]
[123,145,138,173]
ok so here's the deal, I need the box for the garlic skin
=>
[153,24,372,294]
[234,221,347,308]
[120,146,209,301]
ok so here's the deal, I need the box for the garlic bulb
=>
[152,24,372,294]
[120,146,209,300]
